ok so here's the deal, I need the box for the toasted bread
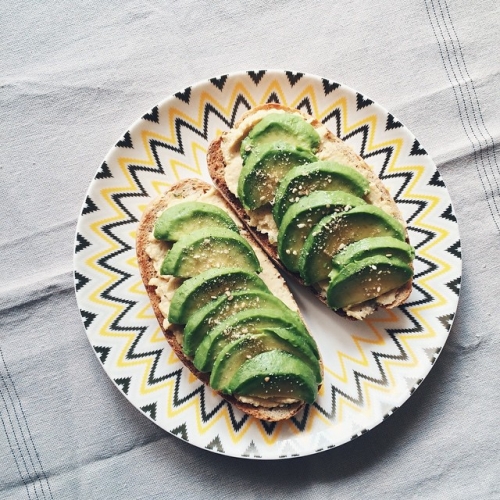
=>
[136,178,322,421]
[207,104,413,320]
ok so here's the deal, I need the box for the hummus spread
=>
[144,188,303,406]
[220,108,405,246]
[220,108,407,318]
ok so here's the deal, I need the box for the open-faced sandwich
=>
[136,179,323,421]
[207,104,415,320]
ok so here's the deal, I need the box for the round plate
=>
[74,70,461,459]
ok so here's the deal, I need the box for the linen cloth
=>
[1,0,499,498]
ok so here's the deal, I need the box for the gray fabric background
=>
[1,0,499,498]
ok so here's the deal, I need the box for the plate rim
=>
[73,68,462,459]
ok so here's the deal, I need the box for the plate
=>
[74,70,461,459]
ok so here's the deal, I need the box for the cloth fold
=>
[1,0,499,498]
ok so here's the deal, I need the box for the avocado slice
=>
[226,350,318,404]
[326,255,413,310]
[298,205,407,285]
[153,201,239,241]
[273,161,370,225]
[277,191,367,272]
[210,328,322,393]
[240,112,320,160]
[237,142,317,210]
[193,307,318,372]
[168,268,270,324]
[331,236,415,271]
[183,290,296,357]
[160,228,262,278]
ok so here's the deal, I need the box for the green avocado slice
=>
[193,307,318,373]
[168,268,270,324]
[240,112,320,161]
[298,205,407,285]
[277,191,367,272]
[153,201,239,241]
[273,161,370,225]
[182,290,295,357]
[237,142,317,210]
[160,228,262,278]
[326,255,413,310]
[226,350,318,404]
[331,236,415,271]
[210,328,321,392]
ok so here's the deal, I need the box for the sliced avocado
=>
[298,205,407,285]
[331,236,415,271]
[153,201,238,241]
[193,307,318,372]
[273,161,370,225]
[183,290,295,357]
[237,142,317,210]
[326,255,413,310]
[240,112,320,161]
[168,268,270,324]
[277,191,366,272]
[210,328,321,392]
[160,228,262,278]
[226,350,318,404]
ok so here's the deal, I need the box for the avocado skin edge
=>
[298,205,407,286]
[168,268,270,324]
[160,227,262,277]
[226,350,318,405]
[153,201,238,241]
[326,255,413,310]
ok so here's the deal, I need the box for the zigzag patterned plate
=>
[74,70,461,459]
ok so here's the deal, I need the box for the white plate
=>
[74,70,461,459]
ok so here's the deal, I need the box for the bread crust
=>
[136,178,316,421]
[207,104,413,319]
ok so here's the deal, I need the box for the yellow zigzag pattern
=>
[85,76,453,441]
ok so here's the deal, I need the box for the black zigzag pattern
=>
[206,436,224,453]
[327,111,428,226]
[142,106,159,123]
[290,405,310,432]
[446,277,461,296]
[322,79,340,95]
[386,113,403,130]
[247,70,266,85]
[82,196,98,215]
[312,98,457,420]
[74,271,90,291]
[210,75,228,91]
[438,313,455,330]
[286,71,304,86]
[94,346,111,364]
[96,161,113,179]
[441,204,457,222]
[141,403,157,421]
[356,93,373,110]
[116,131,133,148]
[75,233,91,253]
[410,138,427,156]
[171,423,188,440]
[175,87,191,104]
[429,170,445,187]
[447,240,461,258]
[295,97,313,117]
[114,377,131,395]
[89,96,262,407]
[266,92,280,104]
[84,84,459,436]
[80,309,97,329]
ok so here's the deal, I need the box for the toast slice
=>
[136,178,322,421]
[207,104,413,320]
